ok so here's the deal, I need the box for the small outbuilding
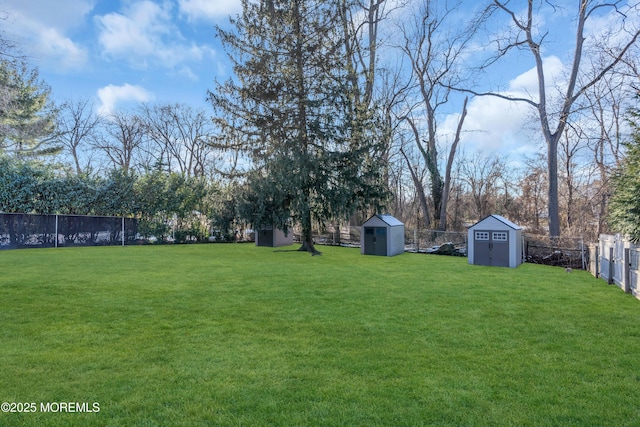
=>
[255,225,293,247]
[467,214,523,268]
[361,214,405,257]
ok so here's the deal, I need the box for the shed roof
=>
[470,214,521,230]
[364,214,404,227]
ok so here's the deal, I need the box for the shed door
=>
[364,227,387,256]
[491,231,509,267]
[375,227,387,256]
[257,229,273,247]
[364,227,375,255]
[473,230,509,267]
[474,231,492,266]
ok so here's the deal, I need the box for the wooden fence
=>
[589,234,640,298]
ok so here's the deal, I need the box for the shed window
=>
[493,232,508,241]
[475,231,489,241]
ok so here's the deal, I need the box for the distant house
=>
[467,215,523,268]
[255,225,293,247]
[360,214,405,257]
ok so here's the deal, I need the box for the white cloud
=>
[95,0,215,69]
[508,56,565,97]
[38,27,88,70]
[96,1,172,64]
[176,66,199,82]
[2,0,92,70]
[97,84,152,116]
[438,56,569,159]
[4,0,95,32]
[178,0,242,22]
[454,95,537,155]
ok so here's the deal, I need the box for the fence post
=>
[608,247,615,285]
[122,216,125,247]
[624,248,631,293]
[595,245,599,278]
[633,249,639,296]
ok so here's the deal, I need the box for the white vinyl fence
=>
[590,234,640,298]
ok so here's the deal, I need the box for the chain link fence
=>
[0,213,138,249]
[524,235,588,269]
[2,214,591,270]
[295,226,467,255]
[294,225,587,268]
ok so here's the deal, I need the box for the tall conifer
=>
[209,0,387,255]
[608,101,640,242]
[0,60,59,156]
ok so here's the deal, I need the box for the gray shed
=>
[361,214,405,257]
[467,214,523,268]
[255,225,293,247]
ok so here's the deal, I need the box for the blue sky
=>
[2,0,637,161]
[2,0,240,114]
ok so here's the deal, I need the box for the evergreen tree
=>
[608,102,640,242]
[0,59,59,157]
[209,0,387,255]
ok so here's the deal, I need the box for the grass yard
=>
[1,244,640,426]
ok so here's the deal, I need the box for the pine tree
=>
[209,0,387,255]
[608,102,640,242]
[0,59,59,157]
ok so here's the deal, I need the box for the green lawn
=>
[1,244,639,426]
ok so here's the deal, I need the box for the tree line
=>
[1,0,640,249]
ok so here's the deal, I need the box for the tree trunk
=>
[298,231,321,255]
[292,0,320,257]
[547,135,560,237]
[439,97,468,231]
[400,148,430,228]
[297,205,321,255]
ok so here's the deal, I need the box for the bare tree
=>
[341,0,383,108]
[519,155,548,232]
[141,103,214,178]
[339,0,400,224]
[459,153,506,220]
[399,142,431,227]
[468,0,640,237]
[394,0,475,231]
[93,110,146,173]
[557,126,583,232]
[580,61,637,235]
[57,98,102,174]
